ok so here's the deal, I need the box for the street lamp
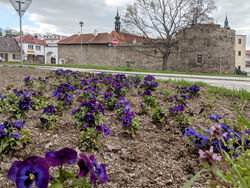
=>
[79,21,84,65]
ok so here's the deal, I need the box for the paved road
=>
[1,64,250,91]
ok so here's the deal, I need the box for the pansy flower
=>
[14,120,24,130]
[102,124,110,136]
[43,105,55,115]
[77,153,92,178]
[210,114,221,122]
[193,133,208,148]
[45,148,77,167]
[182,127,196,137]
[122,116,131,127]
[40,117,48,124]
[8,156,50,188]
[89,155,108,187]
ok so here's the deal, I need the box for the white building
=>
[235,35,246,72]
[44,34,66,64]
[15,35,46,63]
[246,50,250,76]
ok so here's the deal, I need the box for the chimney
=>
[93,30,98,38]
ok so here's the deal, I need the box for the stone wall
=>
[58,44,163,70]
[167,25,236,74]
[58,25,236,74]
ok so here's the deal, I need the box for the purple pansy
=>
[102,124,110,136]
[182,127,196,137]
[43,105,55,115]
[89,155,108,187]
[45,148,77,167]
[12,133,21,140]
[122,116,131,127]
[40,117,48,124]
[210,114,221,122]
[193,133,208,148]
[24,76,30,83]
[14,120,24,130]
[199,108,205,115]
[77,153,92,178]
[8,156,50,188]
[142,90,152,97]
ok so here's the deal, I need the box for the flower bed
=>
[0,67,249,187]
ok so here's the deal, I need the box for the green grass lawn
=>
[2,62,249,78]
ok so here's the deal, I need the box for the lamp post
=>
[79,21,84,65]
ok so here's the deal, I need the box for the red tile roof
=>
[110,31,146,44]
[15,35,47,45]
[246,50,250,55]
[58,31,147,45]
[58,33,113,45]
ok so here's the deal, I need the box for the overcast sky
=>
[0,0,250,49]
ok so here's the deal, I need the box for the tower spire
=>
[115,9,121,33]
[224,13,230,29]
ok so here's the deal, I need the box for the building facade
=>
[0,36,21,62]
[44,34,66,64]
[168,24,236,74]
[57,13,246,74]
[246,50,250,76]
[15,35,46,63]
[235,35,246,71]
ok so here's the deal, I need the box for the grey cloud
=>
[1,0,249,48]
[0,0,121,35]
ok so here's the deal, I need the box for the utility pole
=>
[18,0,24,65]
[9,0,32,65]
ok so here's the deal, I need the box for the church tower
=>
[224,14,230,29]
[115,10,121,33]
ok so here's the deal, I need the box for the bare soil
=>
[0,66,249,188]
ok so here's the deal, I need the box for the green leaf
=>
[223,151,248,188]
[181,169,204,188]
[233,105,250,128]
[71,178,84,187]
[48,183,64,188]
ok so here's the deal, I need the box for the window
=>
[13,54,20,60]
[238,39,242,44]
[197,54,203,64]
[28,45,34,50]
[238,66,241,70]
[238,51,241,56]
[35,45,41,51]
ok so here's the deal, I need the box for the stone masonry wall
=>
[167,25,236,74]
[58,44,163,70]
[58,25,236,73]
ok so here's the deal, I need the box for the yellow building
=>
[235,35,246,71]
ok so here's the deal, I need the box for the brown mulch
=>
[0,66,249,188]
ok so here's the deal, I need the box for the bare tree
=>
[123,0,216,70]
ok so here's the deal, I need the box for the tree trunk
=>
[162,53,169,71]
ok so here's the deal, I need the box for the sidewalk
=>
[12,64,250,82]
[1,64,250,91]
